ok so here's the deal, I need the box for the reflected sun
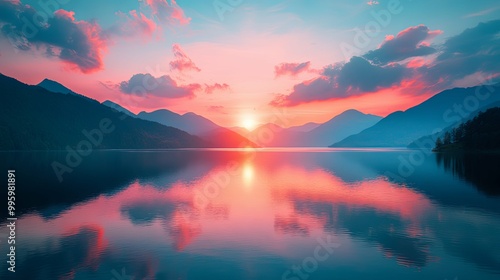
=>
[242,163,254,185]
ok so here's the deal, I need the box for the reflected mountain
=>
[1,150,500,279]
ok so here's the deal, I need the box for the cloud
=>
[207,105,227,114]
[205,83,230,94]
[0,1,107,73]
[119,73,200,99]
[271,56,407,106]
[271,21,500,107]
[106,10,157,39]
[364,25,442,65]
[437,20,499,62]
[367,1,379,5]
[144,0,190,25]
[421,20,500,86]
[275,61,311,77]
[169,44,201,72]
[336,56,407,91]
[464,7,500,18]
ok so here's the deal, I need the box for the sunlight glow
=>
[242,117,257,131]
[242,163,254,186]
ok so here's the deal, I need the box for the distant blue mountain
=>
[408,100,500,148]
[308,109,382,146]
[237,110,381,147]
[287,122,320,132]
[332,83,500,147]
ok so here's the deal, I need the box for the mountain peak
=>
[40,78,54,83]
[102,100,135,117]
[342,109,362,114]
[338,109,364,116]
[37,78,75,95]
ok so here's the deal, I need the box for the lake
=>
[1,148,499,280]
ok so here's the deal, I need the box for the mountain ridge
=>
[0,74,208,150]
[332,84,500,147]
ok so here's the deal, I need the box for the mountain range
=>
[408,100,500,149]
[37,78,258,148]
[0,74,207,150]
[102,102,257,148]
[332,83,500,147]
[2,73,499,150]
[236,110,381,147]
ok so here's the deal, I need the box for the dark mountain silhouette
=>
[102,100,136,117]
[137,109,258,147]
[238,110,381,147]
[332,84,500,147]
[38,78,77,95]
[433,107,500,151]
[0,74,207,150]
[36,79,257,148]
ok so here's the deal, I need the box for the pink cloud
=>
[207,105,227,114]
[53,10,107,73]
[170,44,201,72]
[384,34,395,41]
[406,58,427,68]
[271,56,407,107]
[109,10,157,38]
[144,0,190,25]
[364,25,442,65]
[54,9,75,20]
[119,73,200,99]
[274,61,311,77]
[205,83,230,94]
[0,2,107,73]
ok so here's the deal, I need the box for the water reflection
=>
[1,150,500,279]
[436,152,500,196]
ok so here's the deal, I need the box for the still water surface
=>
[0,149,499,279]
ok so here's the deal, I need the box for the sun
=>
[242,117,257,131]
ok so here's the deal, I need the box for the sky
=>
[0,0,499,128]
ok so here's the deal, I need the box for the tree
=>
[451,128,457,143]
[454,124,464,142]
[443,131,452,145]
[435,137,443,149]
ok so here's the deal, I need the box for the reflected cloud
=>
[274,216,310,236]
[3,151,500,278]
[4,225,107,279]
[267,164,435,267]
